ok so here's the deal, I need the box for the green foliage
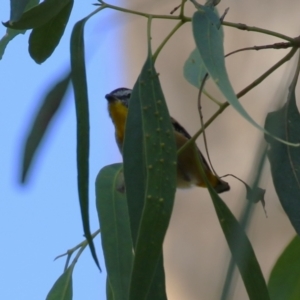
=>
[123,40,177,300]
[4,0,300,299]
[184,48,207,88]
[268,236,300,300]
[46,266,73,300]
[96,164,133,300]
[193,144,270,299]
[3,0,72,30]
[29,0,74,63]
[209,190,269,299]
[21,72,71,182]
[264,63,300,235]
[70,14,101,271]
[10,0,32,22]
[0,0,39,59]
[192,5,292,143]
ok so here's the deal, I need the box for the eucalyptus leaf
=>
[0,0,39,59]
[268,236,300,300]
[96,163,133,300]
[46,266,73,300]
[70,15,100,270]
[183,48,207,88]
[264,69,300,235]
[10,0,32,22]
[192,6,298,146]
[21,72,71,183]
[124,51,177,299]
[194,156,270,300]
[3,0,71,30]
[29,0,73,63]
[106,277,114,300]
[209,192,270,299]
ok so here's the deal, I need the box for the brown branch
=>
[225,42,293,58]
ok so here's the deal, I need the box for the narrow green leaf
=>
[70,16,100,270]
[211,192,270,299]
[124,52,177,299]
[268,236,300,300]
[194,157,270,299]
[0,0,39,59]
[3,0,71,30]
[106,277,114,300]
[183,48,207,88]
[20,72,71,183]
[146,256,168,300]
[220,148,268,300]
[192,7,297,145]
[96,163,133,300]
[123,81,168,300]
[123,84,146,246]
[264,68,300,235]
[46,266,73,300]
[29,0,73,64]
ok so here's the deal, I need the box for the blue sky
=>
[0,1,125,299]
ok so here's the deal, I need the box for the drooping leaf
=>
[70,15,100,270]
[268,235,300,300]
[96,163,133,300]
[3,0,71,30]
[192,6,297,145]
[183,48,207,88]
[220,148,269,300]
[29,0,74,64]
[194,158,270,300]
[211,195,269,299]
[184,8,223,89]
[21,72,71,183]
[264,68,300,235]
[46,266,73,300]
[123,50,177,299]
[0,0,39,59]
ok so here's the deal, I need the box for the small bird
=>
[105,87,230,193]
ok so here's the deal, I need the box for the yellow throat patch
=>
[108,101,128,144]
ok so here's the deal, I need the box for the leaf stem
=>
[147,16,153,54]
[99,0,184,20]
[225,42,293,58]
[222,21,295,42]
[237,46,298,98]
[177,47,298,156]
[153,20,186,62]
[290,49,300,87]
[54,229,101,271]
[179,0,188,18]
[203,89,223,106]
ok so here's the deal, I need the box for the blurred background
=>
[1,0,299,299]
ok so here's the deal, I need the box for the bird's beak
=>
[105,94,116,102]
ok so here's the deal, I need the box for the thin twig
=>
[177,47,297,156]
[225,42,292,58]
[197,73,218,175]
[153,20,186,62]
[170,3,182,15]
[54,229,101,271]
[222,21,294,42]
[99,0,185,20]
